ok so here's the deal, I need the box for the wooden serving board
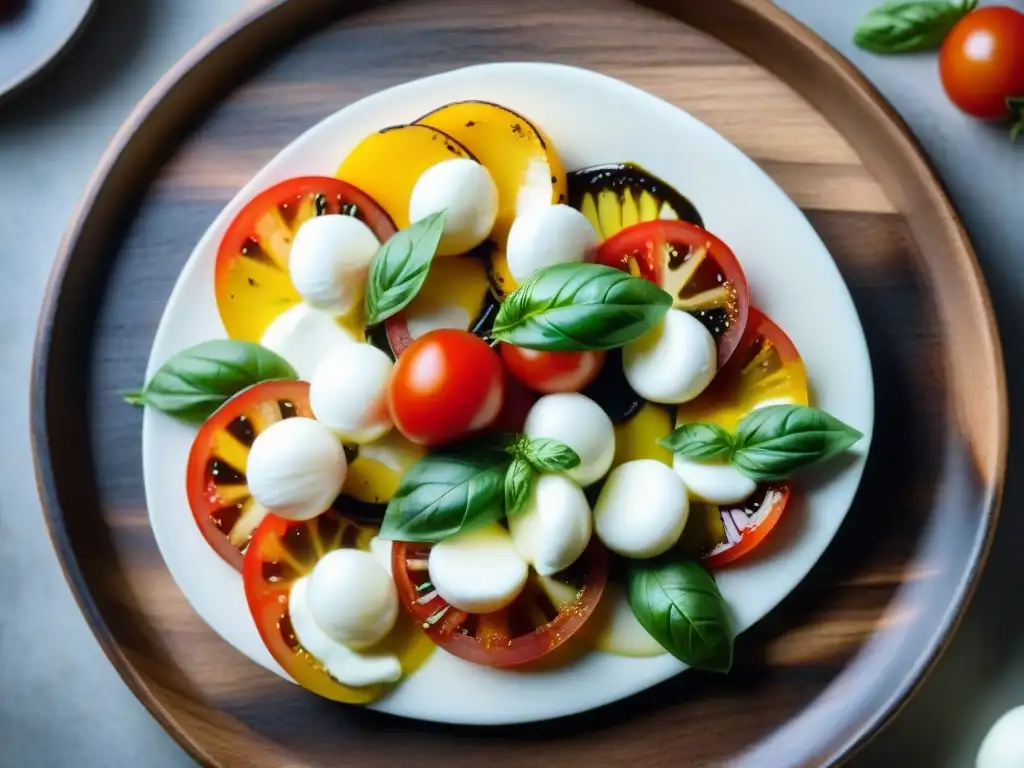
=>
[31,0,1006,766]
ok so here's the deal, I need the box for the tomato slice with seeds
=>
[186,380,312,571]
[679,484,791,569]
[596,220,749,369]
[392,539,609,667]
[242,510,435,704]
[675,307,808,569]
[215,176,396,342]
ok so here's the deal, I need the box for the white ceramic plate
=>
[141,62,874,725]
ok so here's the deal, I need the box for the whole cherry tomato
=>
[388,329,505,445]
[939,6,1024,120]
[499,344,605,394]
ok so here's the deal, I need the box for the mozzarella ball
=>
[310,343,394,444]
[506,204,598,283]
[622,309,717,404]
[673,455,757,505]
[594,459,689,558]
[289,578,401,686]
[408,158,499,256]
[246,417,347,521]
[428,524,528,613]
[305,549,399,650]
[508,473,592,576]
[260,303,357,381]
[288,214,381,315]
[978,706,1024,768]
[524,393,615,486]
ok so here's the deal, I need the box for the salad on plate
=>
[128,97,864,706]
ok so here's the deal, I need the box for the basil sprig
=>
[659,404,863,482]
[380,434,580,540]
[491,263,672,351]
[504,457,534,517]
[853,0,976,53]
[123,340,297,424]
[627,556,734,673]
[1009,97,1024,143]
[363,211,446,326]
[503,436,581,516]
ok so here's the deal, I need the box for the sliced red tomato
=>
[675,307,808,568]
[500,344,605,394]
[679,485,791,569]
[186,380,312,571]
[242,510,434,703]
[392,539,609,667]
[596,220,749,368]
[387,329,505,446]
[215,176,396,342]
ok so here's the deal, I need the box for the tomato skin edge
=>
[595,219,750,370]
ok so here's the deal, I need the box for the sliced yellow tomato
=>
[675,307,809,432]
[214,177,396,341]
[384,254,498,356]
[415,101,568,245]
[335,124,473,229]
[611,403,674,469]
[243,511,434,704]
[342,430,426,505]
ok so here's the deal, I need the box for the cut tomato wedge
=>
[679,485,791,569]
[215,176,396,341]
[242,510,434,704]
[186,380,312,570]
[596,220,749,368]
[675,307,808,568]
[392,539,609,667]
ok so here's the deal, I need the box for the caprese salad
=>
[127,99,863,703]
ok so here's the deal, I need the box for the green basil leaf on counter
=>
[1008,97,1024,143]
[504,457,534,517]
[123,339,297,424]
[380,439,511,542]
[520,437,581,472]
[627,556,734,673]
[731,404,863,481]
[490,263,672,351]
[658,422,734,461]
[852,0,977,53]
[364,211,446,326]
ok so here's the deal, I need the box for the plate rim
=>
[0,0,97,106]
[29,0,1008,765]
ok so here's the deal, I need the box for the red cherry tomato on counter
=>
[388,329,505,445]
[939,6,1024,120]
[500,344,605,394]
[596,220,749,369]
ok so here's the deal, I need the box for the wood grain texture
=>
[30,0,1006,766]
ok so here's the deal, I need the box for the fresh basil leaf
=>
[380,440,511,542]
[731,404,863,481]
[124,340,297,424]
[627,557,733,673]
[521,437,581,472]
[504,457,534,517]
[364,211,446,326]
[658,422,734,461]
[853,0,976,53]
[490,263,672,351]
